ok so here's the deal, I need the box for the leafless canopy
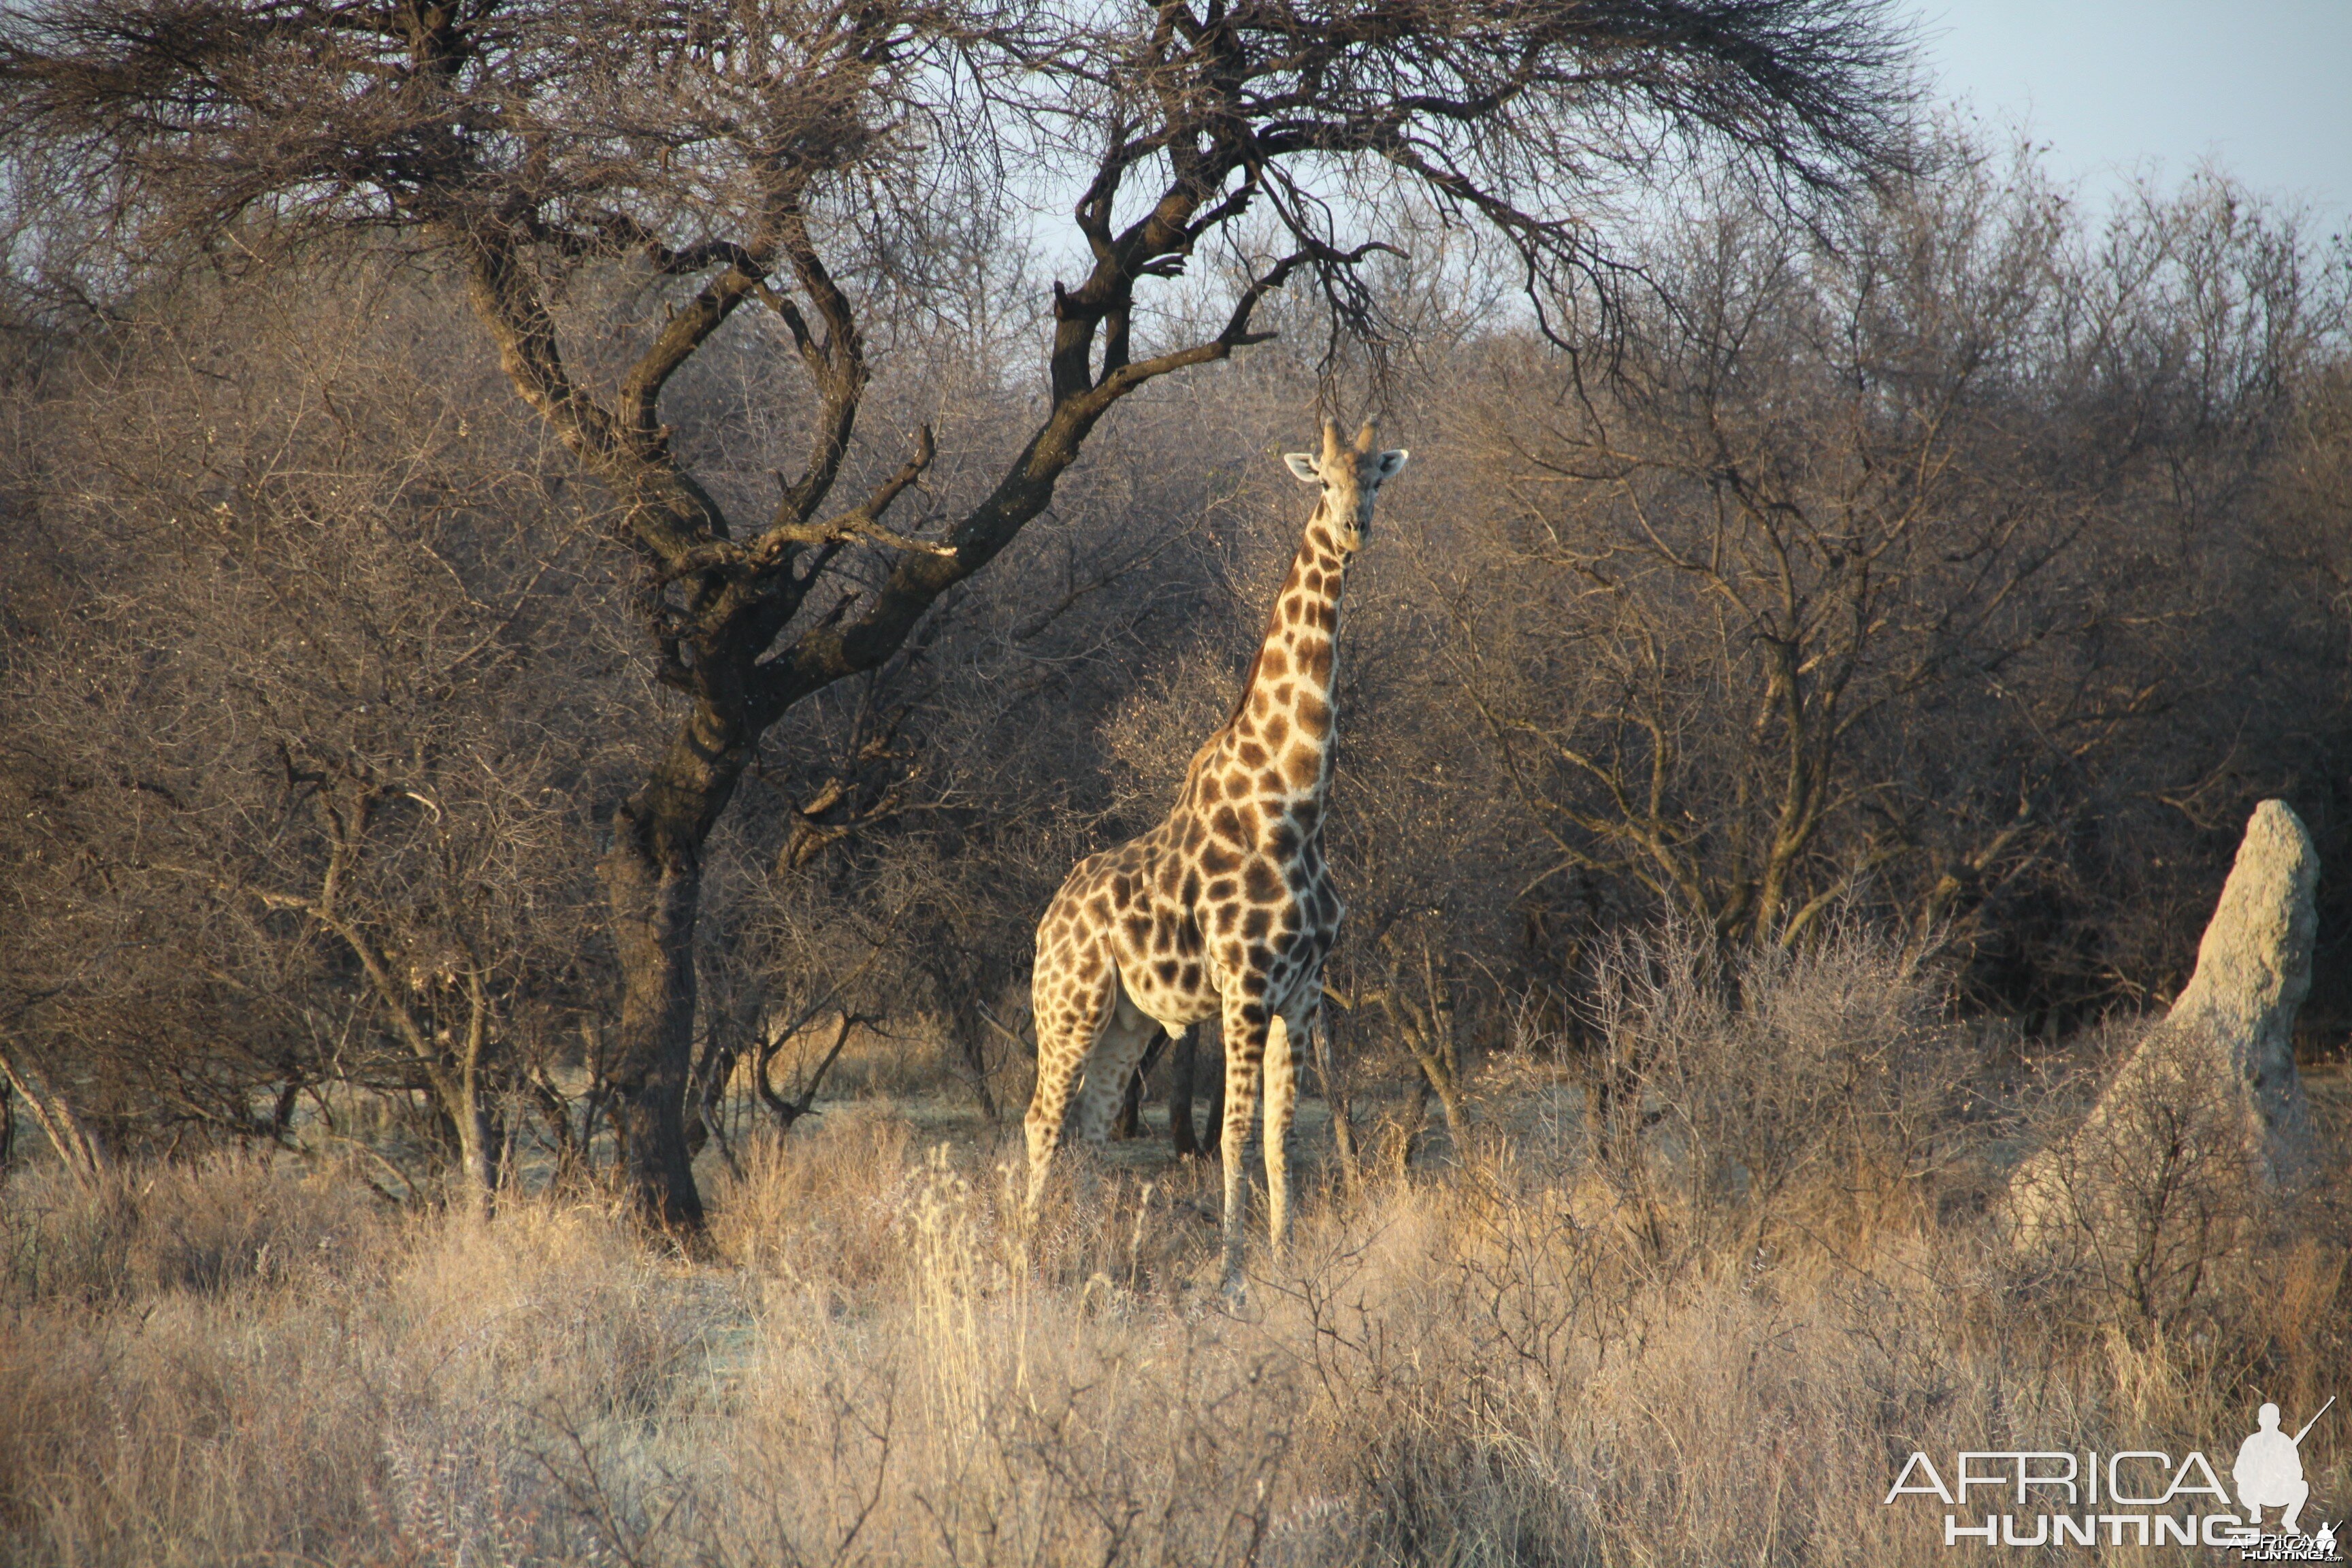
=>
[1,0,1918,708]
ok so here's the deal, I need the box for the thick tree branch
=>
[619,259,770,443]
[749,244,1338,718]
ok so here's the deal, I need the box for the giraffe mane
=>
[1220,570,1297,730]
[1220,467,1340,730]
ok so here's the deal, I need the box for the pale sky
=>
[1917,0,2352,232]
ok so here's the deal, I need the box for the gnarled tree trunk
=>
[599,737,746,1230]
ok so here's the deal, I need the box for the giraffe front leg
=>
[1219,989,1271,1294]
[1264,1011,1303,1262]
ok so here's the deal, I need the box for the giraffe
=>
[1025,418,1407,1290]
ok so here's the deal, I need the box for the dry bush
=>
[1571,919,1977,1256]
[2004,1018,2352,1336]
[0,1157,740,1567]
[0,257,640,1188]
[710,1103,928,1292]
[1437,144,2350,1016]
[395,1201,736,1428]
[0,1158,403,1561]
[0,1153,383,1303]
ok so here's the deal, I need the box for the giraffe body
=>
[1026,421,1407,1290]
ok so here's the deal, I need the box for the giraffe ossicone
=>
[1024,418,1408,1293]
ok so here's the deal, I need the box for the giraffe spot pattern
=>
[1028,429,1402,1276]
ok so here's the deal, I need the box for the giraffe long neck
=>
[1220,507,1351,802]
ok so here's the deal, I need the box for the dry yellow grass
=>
[5,945,2348,1566]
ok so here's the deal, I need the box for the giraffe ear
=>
[1283,453,1320,482]
[1375,448,1409,480]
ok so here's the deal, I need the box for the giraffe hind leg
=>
[1025,945,1119,1222]
[1071,978,1161,1146]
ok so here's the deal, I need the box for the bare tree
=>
[0,261,627,1203]
[2,0,1916,1228]
[1442,152,2332,992]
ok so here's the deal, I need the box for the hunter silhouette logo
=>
[1883,1398,2338,1554]
[2237,1399,2330,1535]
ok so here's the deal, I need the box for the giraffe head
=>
[1282,419,1408,553]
